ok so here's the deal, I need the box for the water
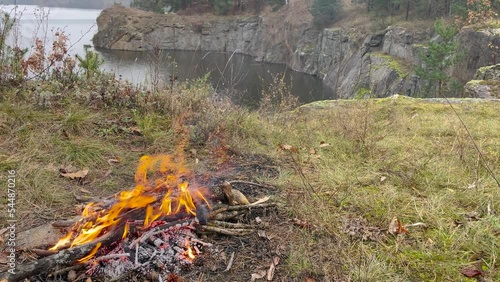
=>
[1,5,100,55]
[98,49,334,106]
[1,5,334,106]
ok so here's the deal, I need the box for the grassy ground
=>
[0,78,499,281]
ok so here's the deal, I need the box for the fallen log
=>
[1,214,132,282]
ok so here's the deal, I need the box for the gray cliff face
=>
[453,28,500,83]
[93,6,499,99]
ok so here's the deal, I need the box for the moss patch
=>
[372,52,412,78]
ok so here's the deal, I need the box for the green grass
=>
[272,98,499,281]
[0,80,498,281]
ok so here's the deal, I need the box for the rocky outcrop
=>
[453,28,500,83]
[93,4,500,99]
[464,64,500,99]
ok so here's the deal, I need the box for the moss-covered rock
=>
[475,63,500,80]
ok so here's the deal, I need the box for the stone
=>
[464,80,494,98]
[475,64,500,80]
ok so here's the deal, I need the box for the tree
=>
[76,46,104,79]
[131,0,165,13]
[310,0,342,27]
[416,20,461,96]
[213,0,233,14]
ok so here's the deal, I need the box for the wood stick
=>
[228,180,276,190]
[214,210,246,221]
[213,220,255,229]
[31,248,58,257]
[200,226,253,236]
[209,202,275,218]
[224,251,235,272]
[52,219,79,228]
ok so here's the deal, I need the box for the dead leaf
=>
[308,148,316,154]
[166,273,179,282]
[304,276,316,282]
[251,270,266,282]
[258,230,270,240]
[128,126,142,135]
[232,188,250,205]
[279,144,293,150]
[107,158,120,165]
[388,217,398,235]
[255,217,263,224]
[267,256,280,281]
[277,144,299,153]
[104,169,112,178]
[380,176,387,182]
[60,169,89,180]
[388,217,409,235]
[460,266,484,278]
[85,278,92,282]
[293,218,314,230]
[319,141,330,147]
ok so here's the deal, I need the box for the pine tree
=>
[213,0,233,15]
[416,20,461,95]
[310,0,342,27]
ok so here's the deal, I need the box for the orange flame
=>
[49,231,73,251]
[122,222,130,239]
[77,242,102,263]
[184,238,196,260]
[50,155,211,258]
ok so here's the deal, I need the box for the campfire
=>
[45,154,213,279]
[1,153,276,281]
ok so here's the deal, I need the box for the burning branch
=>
[1,219,128,282]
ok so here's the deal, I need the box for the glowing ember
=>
[184,238,197,260]
[50,154,211,261]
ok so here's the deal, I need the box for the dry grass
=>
[266,97,500,281]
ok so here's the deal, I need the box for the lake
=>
[1,5,334,106]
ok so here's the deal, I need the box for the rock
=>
[464,64,500,99]
[366,30,387,47]
[464,80,494,98]
[382,27,425,62]
[452,28,500,83]
[475,64,500,80]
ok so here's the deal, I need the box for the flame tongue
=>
[50,155,210,258]
[184,238,197,260]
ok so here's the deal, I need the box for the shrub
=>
[310,0,342,27]
[213,0,233,15]
[76,46,104,79]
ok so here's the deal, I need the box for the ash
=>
[88,221,213,280]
